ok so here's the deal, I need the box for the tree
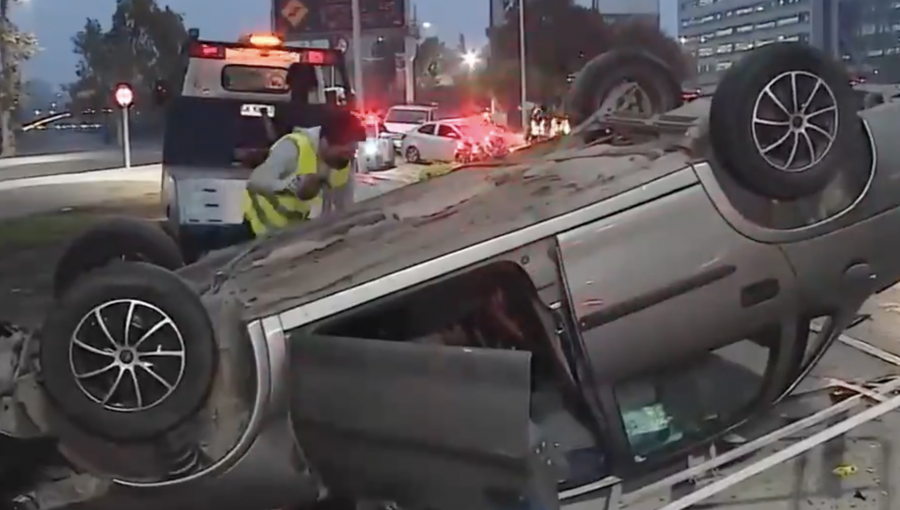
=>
[66,0,187,117]
[485,0,610,107]
[414,36,452,89]
[0,0,38,156]
[483,0,692,108]
[608,19,693,84]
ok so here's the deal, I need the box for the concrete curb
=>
[0,164,162,192]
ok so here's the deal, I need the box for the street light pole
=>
[351,0,364,110]
[518,0,528,130]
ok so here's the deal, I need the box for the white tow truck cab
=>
[158,29,352,262]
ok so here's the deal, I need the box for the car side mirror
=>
[153,80,169,105]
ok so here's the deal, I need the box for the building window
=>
[717,43,734,54]
[698,47,714,57]
[776,15,801,26]
[756,21,776,30]
[736,24,754,33]
[779,34,800,42]
[735,41,755,51]
[716,61,733,70]
[715,28,734,37]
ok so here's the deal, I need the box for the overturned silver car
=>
[2,42,900,510]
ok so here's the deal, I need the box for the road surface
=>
[0,163,427,220]
[0,147,162,183]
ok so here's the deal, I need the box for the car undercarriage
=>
[3,42,900,510]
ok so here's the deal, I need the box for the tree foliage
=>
[484,0,691,107]
[414,36,453,88]
[66,0,187,114]
[0,0,39,155]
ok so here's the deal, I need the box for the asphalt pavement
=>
[0,162,428,220]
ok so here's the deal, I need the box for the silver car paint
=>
[557,184,797,382]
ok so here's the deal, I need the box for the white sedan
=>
[399,121,469,163]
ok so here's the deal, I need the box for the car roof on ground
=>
[196,140,696,321]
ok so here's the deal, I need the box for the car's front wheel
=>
[40,262,217,441]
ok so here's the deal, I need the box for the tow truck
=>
[156,30,353,262]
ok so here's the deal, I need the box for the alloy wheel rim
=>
[751,70,839,173]
[68,299,186,412]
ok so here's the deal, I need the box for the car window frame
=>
[417,123,436,135]
[436,124,460,138]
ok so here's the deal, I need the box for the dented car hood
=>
[179,139,700,320]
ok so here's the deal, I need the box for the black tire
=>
[709,43,864,200]
[405,146,421,163]
[53,217,184,299]
[565,49,682,127]
[40,262,217,441]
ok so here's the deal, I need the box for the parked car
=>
[401,120,492,163]
[383,104,439,150]
[3,43,899,510]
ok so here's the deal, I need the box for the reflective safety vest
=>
[242,132,351,237]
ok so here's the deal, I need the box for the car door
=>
[554,183,802,471]
[286,331,559,510]
[435,123,462,161]
[413,123,438,160]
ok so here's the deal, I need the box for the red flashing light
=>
[189,43,225,59]
[305,50,326,64]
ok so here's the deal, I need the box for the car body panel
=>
[286,333,559,510]
[557,185,798,382]
[208,148,699,321]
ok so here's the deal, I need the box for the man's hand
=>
[287,174,328,201]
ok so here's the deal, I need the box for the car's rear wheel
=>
[565,48,683,127]
[40,262,217,441]
[709,43,865,199]
[53,217,184,299]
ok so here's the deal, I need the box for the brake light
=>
[189,43,225,59]
[249,34,282,47]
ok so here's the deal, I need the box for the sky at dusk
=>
[13,0,677,88]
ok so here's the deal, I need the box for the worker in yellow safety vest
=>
[242,109,366,237]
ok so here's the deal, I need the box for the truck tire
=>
[40,262,217,441]
[709,43,864,200]
[53,217,184,299]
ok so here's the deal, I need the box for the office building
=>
[490,0,661,30]
[679,0,840,86]
[837,0,900,82]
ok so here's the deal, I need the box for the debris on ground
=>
[832,463,858,478]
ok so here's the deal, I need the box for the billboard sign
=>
[274,0,406,37]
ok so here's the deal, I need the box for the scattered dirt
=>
[0,195,163,329]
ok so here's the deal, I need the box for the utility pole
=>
[351,0,364,110]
